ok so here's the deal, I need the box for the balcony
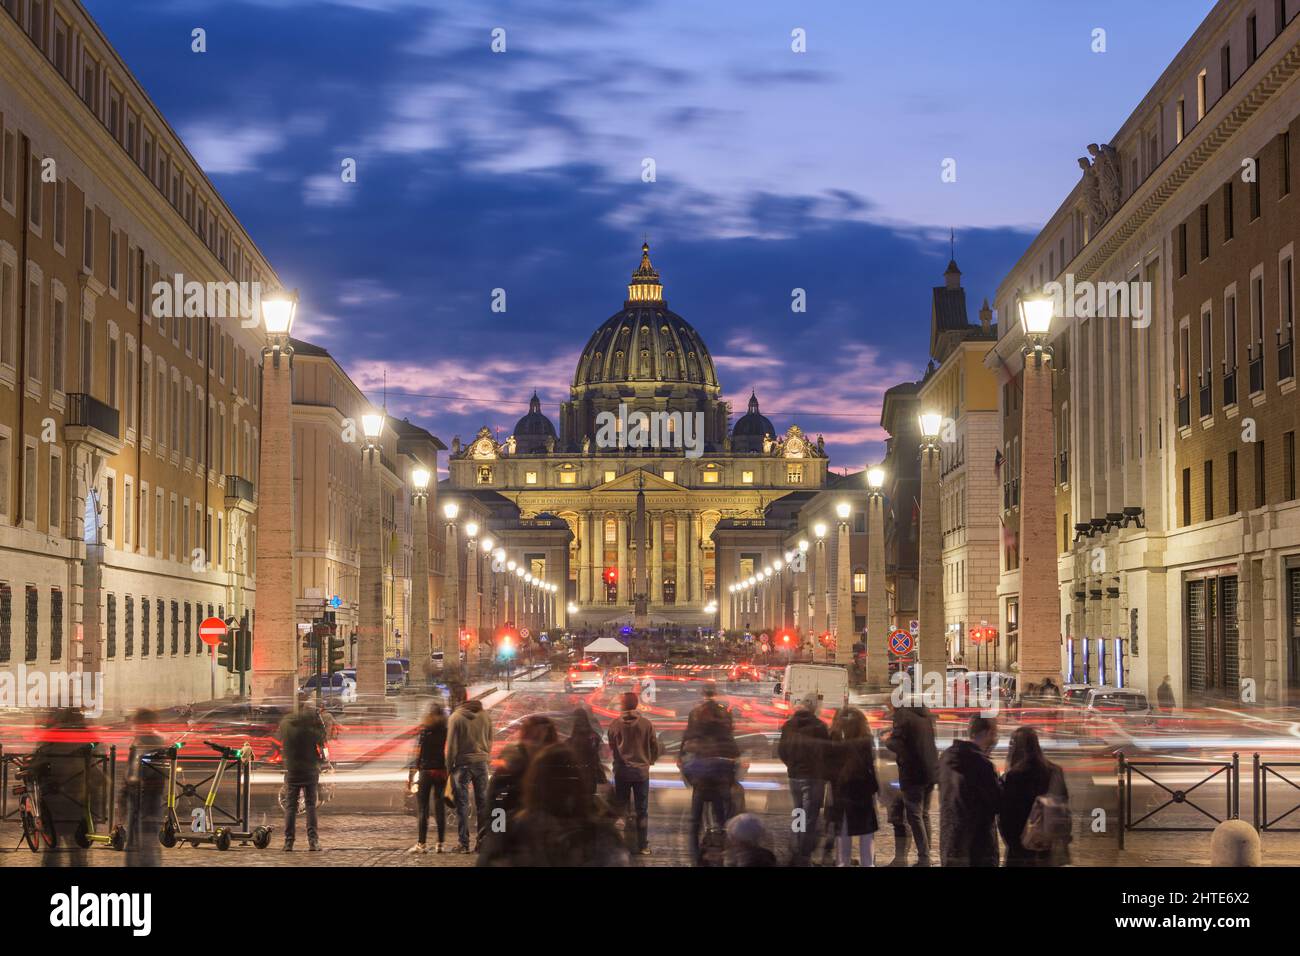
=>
[1249,354,1264,395]
[1279,334,1294,382]
[1176,391,1190,429]
[1057,450,1069,485]
[1222,366,1237,407]
[224,475,256,513]
[64,393,122,456]
[1198,382,1211,419]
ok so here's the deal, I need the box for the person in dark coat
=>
[884,698,939,866]
[478,743,628,867]
[826,706,880,867]
[998,726,1070,867]
[567,708,606,794]
[938,715,1001,867]
[778,694,830,865]
[607,693,661,855]
[679,689,741,865]
[29,708,98,867]
[407,703,449,854]
[278,702,328,851]
[1156,675,1176,712]
[123,708,166,867]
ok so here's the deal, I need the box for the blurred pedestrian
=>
[826,706,879,867]
[999,726,1070,867]
[567,708,606,794]
[478,743,628,867]
[489,715,558,821]
[938,715,1001,867]
[1157,675,1176,712]
[278,700,328,851]
[778,693,830,865]
[724,812,777,867]
[1039,677,1061,699]
[407,703,449,854]
[123,708,165,867]
[606,691,660,856]
[884,696,939,866]
[680,685,740,865]
[29,708,96,867]
[447,693,493,852]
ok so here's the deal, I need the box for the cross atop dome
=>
[627,240,664,304]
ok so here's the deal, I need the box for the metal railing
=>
[1253,754,1300,831]
[0,744,117,828]
[1057,451,1068,485]
[1176,392,1190,429]
[65,392,121,439]
[1249,354,1264,394]
[1198,382,1212,418]
[1279,338,1294,382]
[1116,752,1238,848]
[224,474,254,502]
[1222,367,1237,406]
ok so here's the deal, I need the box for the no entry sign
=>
[888,628,914,656]
[199,616,228,647]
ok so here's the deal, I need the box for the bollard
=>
[1210,819,1261,866]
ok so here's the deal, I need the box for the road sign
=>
[329,595,342,608]
[520,627,531,640]
[199,616,228,647]
[909,619,920,636]
[889,629,914,656]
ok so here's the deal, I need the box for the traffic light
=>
[217,634,234,671]
[235,628,253,673]
[497,631,516,660]
[327,634,345,672]
[604,567,617,586]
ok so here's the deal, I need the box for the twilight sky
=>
[86,0,1214,473]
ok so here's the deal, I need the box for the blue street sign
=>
[329,595,342,608]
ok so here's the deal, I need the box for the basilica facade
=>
[443,245,834,630]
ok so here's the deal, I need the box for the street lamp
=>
[442,501,462,685]
[443,501,459,522]
[918,411,944,445]
[867,467,885,493]
[356,405,387,698]
[1018,291,1055,366]
[918,408,944,681]
[866,463,889,686]
[410,466,432,690]
[834,501,853,665]
[361,409,385,448]
[812,521,829,647]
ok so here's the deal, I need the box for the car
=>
[1084,687,1152,719]
[299,672,357,708]
[727,663,763,682]
[385,659,406,694]
[564,661,605,693]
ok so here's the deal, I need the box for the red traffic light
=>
[604,567,617,584]
[780,633,791,644]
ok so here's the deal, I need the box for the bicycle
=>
[12,762,56,852]
[277,759,336,813]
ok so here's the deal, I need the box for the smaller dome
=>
[512,392,556,453]
[732,391,775,452]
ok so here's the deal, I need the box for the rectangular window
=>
[54,179,65,248]
[1223,180,1234,241]
[1199,203,1210,260]
[106,593,116,659]
[1178,222,1188,276]
[25,274,41,383]
[0,129,13,208]
[786,466,802,484]
[1221,44,1232,95]
[50,294,64,394]
[662,470,674,483]
[559,471,576,485]
[702,470,720,484]
[524,471,537,485]
[1204,459,1215,521]
[741,470,754,484]
[83,207,94,272]
[1228,450,1239,514]
[1287,431,1297,502]
[25,585,37,662]
[50,588,62,662]
[1248,14,1258,64]
[1283,131,1293,197]
[603,470,616,484]
[0,259,14,369]
[852,571,867,593]
[27,157,41,230]
[1197,70,1207,120]
[108,230,118,294]
[1182,467,1191,527]
[48,448,60,533]
[0,583,9,662]
[22,441,37,525]
[124,595,133,658]
[1256,440,1267,508]
[1251,156,1262,219]
[1176,98,1186,143]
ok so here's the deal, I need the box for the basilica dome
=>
[571,243,719,393]
[511,391,557,453]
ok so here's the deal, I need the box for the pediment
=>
[593,468,686,492]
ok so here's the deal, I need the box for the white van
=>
[774,663,849,710]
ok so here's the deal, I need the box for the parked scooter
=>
[155,740,268,851]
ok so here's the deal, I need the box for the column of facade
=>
[813,540,828,640]
[616,512,629,604]
[252,349,296,700]
[651,512,664,604]
[689,514,703,605]
[919,444,945,680]
[866,495,889,686]
[577,511,591,604]
[1019,353,1062,687]
[357,449,385,699]
[675,513,688,605]
[588,512,602,604]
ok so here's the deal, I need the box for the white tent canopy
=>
[581,637,630,658]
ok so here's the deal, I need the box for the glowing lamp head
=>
[493,547,505,562]
[464,521,478,539]
[507,559,516,571]
[410,468,431,491]
[836,501,851,520]
[867,466,885,491]
[799,539,809,552]
[442,501,459,521]
[918,411,943,442]
[515,566,525,578]
[774,558,783,571]
[1019,292,1055,337]
[813,521,828,540]
[260,290,298,336]
[361,411,385,441]
[480,535,494,553]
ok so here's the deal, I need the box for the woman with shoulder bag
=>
[407,703,449,854]
[998,726,1071,867]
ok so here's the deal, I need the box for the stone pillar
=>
[919,444,945,680]
[357,447,385,699]
[578,512,591,604]
[616,513,628,604]
[866,493,889,686]
[675,513,688,605]
[690,515,703,605]
[651,513,664,604]
[1019,354,1063,687]
[814,538,828,642]
[465,539,480,663]
[836,520,854,665]
[252,350,297,701]
[410,493,431,683]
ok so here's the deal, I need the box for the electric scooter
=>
[156,740,268,850]
[70,749,126,852]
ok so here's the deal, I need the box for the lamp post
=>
[1017,292,1062,688]
[251,291,299,702]
[464,520,480,677]
[918,409,945,685]
[866,466,890,687]
[813,521,828,655]
[355,408,387,700]
[442,501,461,686]
[835,501,854,666]
[480,535,495,635]
[773,558,785,633]
[410,467,432,690]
